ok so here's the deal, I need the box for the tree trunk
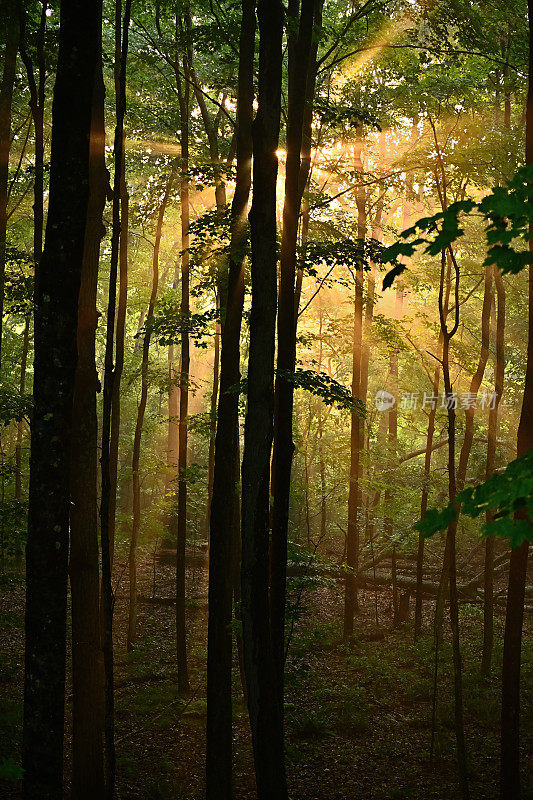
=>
[69,33,107,798]
[128,168,174,651]
[500,6,533,794]
[205,292,220,542]
[22,2,100,797]
[0,0,19,368]
[206,0,255,791]
[271,0,316,739]
[99,2,131,794]
[344,130,366,639]
[482,265,505,675]
[439,248,470,800]
[19,1,47,273]
[387,287,402,625]
[456,264,492,492]
[108,135,128,567]
[175,32,191,693]
[414,356,440,639]
[241,0,285,796]
[15,317,30,501]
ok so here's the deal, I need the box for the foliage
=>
[381,165,533,289]
[416,448,533,547]
[285,368,366,417]
[0,757,23,782]
[142,291,218,348]
[0,388,32,427]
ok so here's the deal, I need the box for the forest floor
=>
[0,548,531,800]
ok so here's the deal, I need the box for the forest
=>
[0,0,531,798]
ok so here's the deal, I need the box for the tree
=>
[500,3,533,795]
[69,12,107,795]
[99,1,132,794]
[271,0,318,739]
[128,166,175,651]
[240,0,286,796]
[174,9,191,695]
[22,1,101,797]
[206,1,255,796]
[0,0,19,368]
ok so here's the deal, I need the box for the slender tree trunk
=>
[500,6,533,794]
[241,1,285,796]
[0,0,19,368]
[128,169,173,651]
[387,287,402,625]
[271,0,316,739]
[19,1,47,274]
[166,250,180,498]
[414,357,440,639]
[205,292,220,541]
[15,317,30,501]
[99,2,131,795]
[175,30,191,693]
[482,266,505,675]
[22,3,100,797]
[456,264,492,492]
[344,132,366,639]
[439,249,470,800]
[108,135,128,567]
[69,33,107,798]
[206,1,255,792]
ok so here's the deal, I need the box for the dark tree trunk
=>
[19,1,47,273]
[206,2,255,794]
[414,356,440,639]
[500,6,533,793]
[22,2,100,798]
[128,169,173,651]
[174,30,191,693]
[99,2,131,795]
[438,248,470,800]
[240,0,285,796]
[109,134,128,567]
[456,264,492,492]
[482,265,505,675]
[0,0,19,367]
[271,0,316,735]
[205,292,220,541]
[344,130,366,639]
[69,31,107,798]
[15,317,30,501]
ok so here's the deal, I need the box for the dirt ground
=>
[0,549,531,800]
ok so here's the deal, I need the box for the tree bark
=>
[206,2,255,794]
[22,2,100,797]
[271,0,316,735]
[500,5,533,794]
[128,168,174,651]
[174,26,191,693]
[19,1,47,272]
[0,0,19,368]
[205,292,220,541]
[482,266,505,675]
[456,264,492,492]
[15,317,30,501]
[99,2,131,794]
[439,248,470,800]
[108,134,128,567]
[240,0,285,796]
[69,30,107,798]
[414,355,440,639]
[344,130,366,639]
